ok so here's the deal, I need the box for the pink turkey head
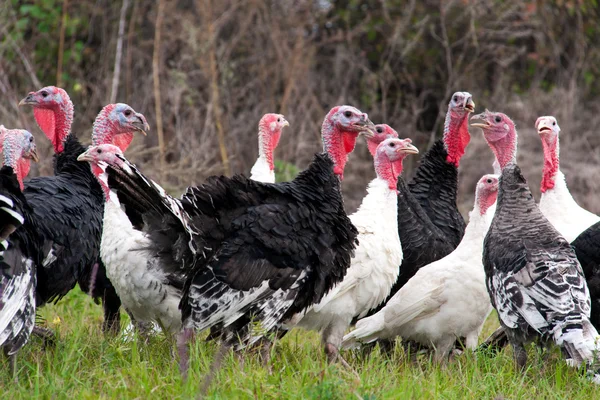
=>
[374,137,419,191]
[366,124,399,157]
[536,116,561,193]
[0,126,39,189]
[471,110,517,170]
[257,113,289,171]
[322,105,376,179]
[78,144,127,200]
[19,86,74,153]
[92,103,149,152]
[475,174,499,216]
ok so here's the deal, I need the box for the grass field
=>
[1,290,599,399]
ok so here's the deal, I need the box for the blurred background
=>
[1,0,599,214]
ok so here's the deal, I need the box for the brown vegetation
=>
[1,0,599,213]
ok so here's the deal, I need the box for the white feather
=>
[249,157,275,184]
[343,200,496,359]
[539,171,600,242]
[288,178,402,348]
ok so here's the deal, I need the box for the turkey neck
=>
[490,131,518,171]
[321,119,358,180]
[443,110,470,167]
[34,101,74,154]
[540,135,559,193]
[3,150,29,190]
[257,124,281,172]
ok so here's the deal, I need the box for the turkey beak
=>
[29,148,39,163]
[133,113,149,136]
[282,118,290,128]
[19,93,37,107]
[77,150,93,162]
[470,112,491,129]
[464,97,475,113]
[357,117,376,138]
[398,142,419,155]
[536,120,553,135]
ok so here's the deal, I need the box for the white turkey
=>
[250,113,289,183]
[536,116,599,242]
[288,135,418,364]
[342,173,498,361]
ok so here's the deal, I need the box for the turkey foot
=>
[200,342,230,397]
[325,343,359,379]
[177,327,194,381]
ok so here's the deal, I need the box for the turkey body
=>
[484,165,599,378]
[0,167,42,362]
[100,197,183,333]
[343,184,494,359]
[368,141,464,317]
[289,177,402,341]
[571,223,600,329]
[23,135,114,317]
[539,171,600,243]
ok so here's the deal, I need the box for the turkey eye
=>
[29,137,33,142]
[389,142,396,147]
[124,110,132,117]
[97,149,102,154]
[376,127,383,133]
[494,116,501,123]
[552,121,556,126]
[277,118,281,122]
[453,96,458,102]
[41,91,48,97]
[487,178,492,183]
[344,111,352,118]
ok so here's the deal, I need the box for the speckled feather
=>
[484,164,599,372]
[107,152,358,348]
[0,167,44,356]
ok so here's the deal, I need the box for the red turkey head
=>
[19,86,74,153]
[322,105,375,179]
[0,126,39,189]
[258,113,289,171]
[366,124,399,157]
[443,91,475,167]
[475,174,499,215]
[536,116,561,193]
[374,137,419,191]
[471,110,517,170]
[92,103,149,152]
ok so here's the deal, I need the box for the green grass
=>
[1,290,599,399]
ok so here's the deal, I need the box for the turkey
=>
[343,173,498,361]
[536,116,599,242]
[96,105,374,379]
[250,113,289,183]
[19,87,148,333]
[80,113,282,336]
[472,109,600,383]
[370,92,474,316]
[288,136,418,365]
[0,127,44,378]
[363,92,474,353]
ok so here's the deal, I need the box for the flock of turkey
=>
[2,86,600,387]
